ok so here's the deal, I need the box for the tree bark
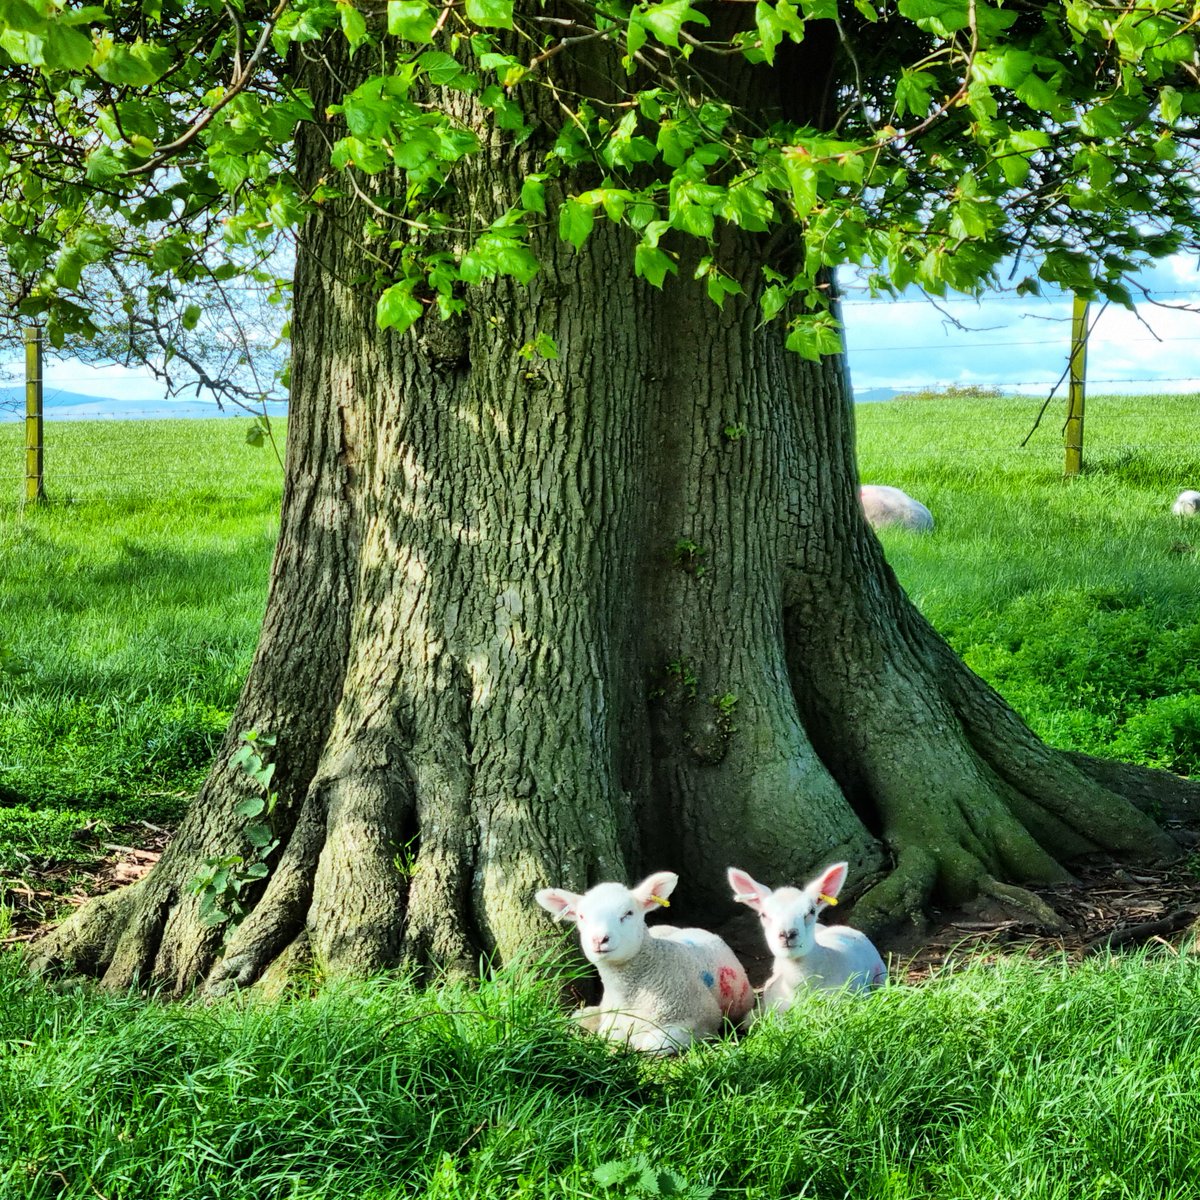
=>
[32,23,1199,994]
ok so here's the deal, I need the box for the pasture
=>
[0,394,1198,1198]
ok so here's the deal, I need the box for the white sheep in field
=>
[535,871,754,1055]
[860,484,934,533]
[1172,490,1200,516]
[727,862,886,1011]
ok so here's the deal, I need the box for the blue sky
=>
[842,254,1200,397]
[5,254,1200,415]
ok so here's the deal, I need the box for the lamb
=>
[535,871,754,1055]
[860,484,934,532]
[1172,489,1200,516]
[727,862,886,1011]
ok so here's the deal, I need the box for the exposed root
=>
[851,848,938,937]
[205,797,326,997]
[979,877,1066,932]
[30,883,143,979]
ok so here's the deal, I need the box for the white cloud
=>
[842,254,1200,396]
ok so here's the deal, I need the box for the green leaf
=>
[377,282,424,333]
[387,0,437,41]
[245,823,276,849]
[785,313,842,359]
[340,3,368,48]
[635,0,709,49]
[1015,72,1061,113]
[973,48,1034,89]
[520,176,546,214]
[182,303,202,330]
[894,69,934,117]
[760,284,788,323]
[460,230,540,284]
[91,39,173,85]
[234,795,266,819]
[897,0,969,36]
[1160,85,1182,124]
[704,269,743,308]
[466,0,514,28]
[634,243,677,287]
[784,153,819,217]
[43,23,93,70]
[558,198,595,250]
[798,0,836,19]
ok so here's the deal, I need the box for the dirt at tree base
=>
[6,820,1200,987]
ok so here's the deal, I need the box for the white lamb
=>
[535,871,754,1055]
[727,862,886,1010]
[1172,489,1200,516]
[860,484,934,532]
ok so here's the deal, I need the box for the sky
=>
[842,253,1200,398]
[4,254,1200,417]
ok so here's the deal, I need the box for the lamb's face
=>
[573,883,647,966]
[758,886,820,960]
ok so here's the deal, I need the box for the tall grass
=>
[3,951,1200,1199]
[0,420,281,869]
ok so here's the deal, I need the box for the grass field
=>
[857,389,1200,776]
[2,397,1200,1200]
[0,418,282,874]
[2,396,1199,877]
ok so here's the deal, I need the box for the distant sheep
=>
[535,871,753,1055]
[1172,490,1200,516]
[860,484,934,532]
[727,862,886,1010]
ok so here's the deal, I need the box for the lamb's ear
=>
[631,871,678,912]
[535,888,581,921]
[727,867,771,913]
[806,862,848,910]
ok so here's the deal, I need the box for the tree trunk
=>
[32,26,1194,994]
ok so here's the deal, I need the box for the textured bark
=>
[32,21,1200,994]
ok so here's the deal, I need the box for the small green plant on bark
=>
[191,730,279,928]
[672,538,707,577]
[722,422,748,442]
[710,691,739,732]
[651,658,698,702]
[392,835,421,881]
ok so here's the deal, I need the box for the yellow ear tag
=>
[819,893,839,906]
[651,895,670,908]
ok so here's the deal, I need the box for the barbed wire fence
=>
[0,325,287,506]
[4,286,1200,505]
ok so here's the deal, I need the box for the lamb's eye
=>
[621,909,634,921]
[759,912,767,921]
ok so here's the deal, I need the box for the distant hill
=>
[0,386,286,421]
[854,387,906,403]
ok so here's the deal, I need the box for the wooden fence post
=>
[1064,295,1089,477]
[24,325,46,504]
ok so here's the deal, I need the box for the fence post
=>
[1064,295,1088,477]
[24,325,45,504]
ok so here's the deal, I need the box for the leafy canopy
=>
[1,0,1198,361]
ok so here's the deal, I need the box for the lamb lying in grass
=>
[860,484,934,532]
[728,862,886,1010]
[1172,490,1200,516]
[535,871,754,1055]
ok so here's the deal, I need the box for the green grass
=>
[857,390,1200,775]
[0,419,282,871]
[3,400,1200,1199]
[2,950,1200,1199]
